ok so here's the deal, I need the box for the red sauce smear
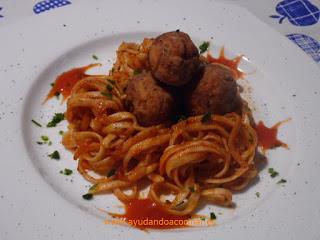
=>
[207,47,245,80]
[255,119,290,152]
[111,198,189,229]
[44,63,101,102]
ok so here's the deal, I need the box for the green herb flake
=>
[277,179,287,184]
[48,150,60,160]
[89,184,97,192]
[268,168,279,178]
[92,54,98,60]
[63,168,73,175]
[199,41,210,54]
[106,84,114,91]
[189,186,195,192]
[59,130,64,136]
[107,168,116,177]
[41,135,49,142]
[82,193,93,200]
[50,83,54,87]
[255,192,260,198]
[47,113,65,128]
[107,79,116,85]
[201,112,212,124]
[37,135,51,145]
[200,217,206,221]
[101,92,113,99]
[31,119,42,127]
[178,114,187,122]
[133,69,142,75]
[210,212,217,220]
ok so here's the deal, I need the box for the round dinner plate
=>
[1,0,319,239]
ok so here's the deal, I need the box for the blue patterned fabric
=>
[33,0,71,14]
[271,0,319,26]
[287,34,320,62]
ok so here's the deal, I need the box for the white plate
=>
[1,0,320,239]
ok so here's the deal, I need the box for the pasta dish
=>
[45,31,285,228]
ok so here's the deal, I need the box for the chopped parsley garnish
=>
[50,82,54,87]
[47,113,65,127]
[82,193,93,200]
[133,69,142,75]
[200,217,206,221]
[59,130,64,135]
[199,41,210,54]
[189,186,195,192]
[255,192,260,198]
[89,184,97,191]
[210,212,217,220]
[177,114,187,122]
[277,179,287,184]
[201,112,212,124]
[37,135,51,145]
[31,119,42,127]
[48,150,60,160]
[107,79,116,85]
[107,168,116,177]
[41,135,49,142]
[268,168,279,178]
[60,168,72,175]
[101,92,113,99]
[106,84,113,91]
[172,114,188,123]
[92,54,98,60]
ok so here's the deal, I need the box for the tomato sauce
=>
[207,47,245,80]
[112,198,189,229]
[45,63,100,102]
[76,138,96,156]
[255,120,290,152]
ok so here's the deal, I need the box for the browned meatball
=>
[148,31,200,86]
[186,63,242,116]
[124,72,175,126]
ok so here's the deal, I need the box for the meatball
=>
[148,31,200,86]
[124,72,175,126]
[186,63,242,116]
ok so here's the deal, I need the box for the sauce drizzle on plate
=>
[255,119,290,152]
[207,47,245,80]
[111,198,189,229]
[45,63,101,102]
